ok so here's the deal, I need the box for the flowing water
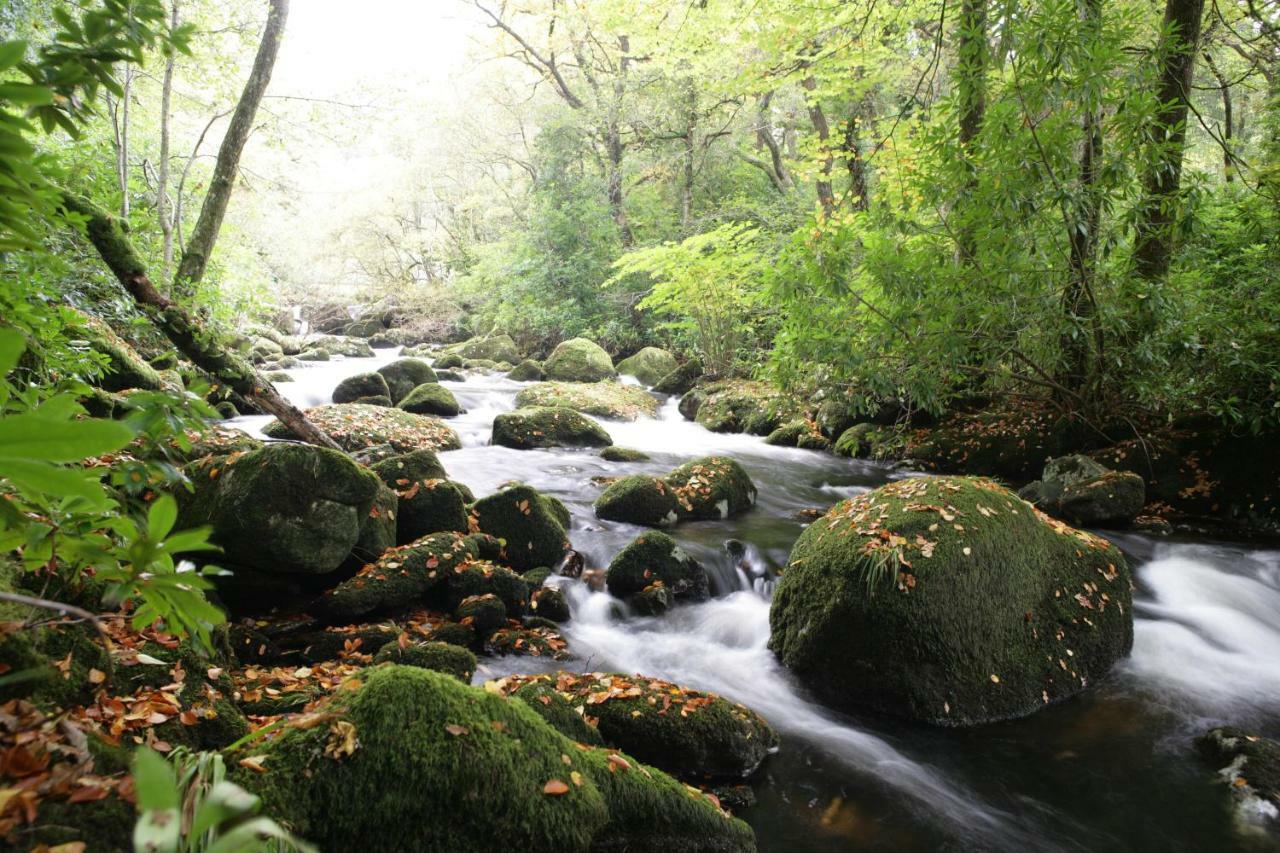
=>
[234,350,1280,852]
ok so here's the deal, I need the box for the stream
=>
[235,348,1280,853]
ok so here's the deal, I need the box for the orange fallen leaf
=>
[543,779,570,795]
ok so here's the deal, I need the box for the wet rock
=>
[435,368,465,382]
[765,419,831,451]
[455,593,508,635]
[678,389,705,421]
[459,333,521,364]
[470,485,570,572]
[1020,455,1146,528]
[507,358,545,381]
[607,531,709,604]
[694,380,802,436]
[1196,727,1280,835]
[492,406,613,450]
[317,532,479,621]
[530,586,571,622]
[653,357,703,395]
[631,584,674,616]
[264,403,461,453]
[376,358,438,404]
[615,347,678,386]
[769,476,1134,727]
[515,381,658,420]
[373,640,477,682]
[333,371,391,404]
[398,382,461,417]
[594,476,679,527]
[664,456,757,521]
[544,337,616,382]
[433,352,464,369]
[600,446,650,462]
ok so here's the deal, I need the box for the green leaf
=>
[147,494,177,540]
[0,458,109,506]
[189,780,260,841]
[132,747,179,811]
[0,42,25,72]
[0,327,24,376]
[0,410,133,461]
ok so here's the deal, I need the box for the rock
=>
[492,672,778,782]
[607,531,709,603]
[377,358,438,403]
[352,394,393,407]
[544,337,616,383]
[485,624,570,660]
[234,666,755,853]
[492,406,613,450]
[374,640,477,682]
[264,370,293,383]
[600,446,650,462]
[459,333,521,364]
[815,398,860,439]
[632,584,674,616]
[399,382,461,417]
[349,483,398,568]
[678,389,705,421]
[305,335,376,358]
[769,476,1134,726]
[439,560,531,616]
[433,352,464,369]
[506,359,545,381]
[765,419,831,451]
[333,371,391,404]
[653,358,703,395]
[427,621,476,648]
[594,476,678,527]
[515,381,658,421]
[530,586,571,622]
[1019,455,1146,528]
[664,456,757,521]
[1195,727,1280,834]
[298,348,330,361]
[371,450,467,544]
[317,532,479,621]
[177,444,380,575]
[435,368,465,382]
[694,380,802,435]
[263,404,461,453]
[469,485,570,572]
[615,347,678,386]
[455,593,508,635]
[249,336,284,363]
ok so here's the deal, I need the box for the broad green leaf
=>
[0,411,133,461]
[0,327,24,376]
[0,42,25,71]
[147,494,177,540]
[0,458,108,505]
[132,747,179,811]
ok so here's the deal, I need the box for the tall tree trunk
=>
[114,66,134,219]
[842,103,869,212]
[1132,0,1205,284]
[800,75,835,215]
[157,0,179,280]
[681,97,695,231]
[175,0,289,296]
[1202,48,1234,181]
[60,194,338,450]
[606,34,634,246]
[742,91,792,193]
[955,0,988,262]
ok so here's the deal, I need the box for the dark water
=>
[236,351,1280,852]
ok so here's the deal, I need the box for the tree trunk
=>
[175,0,289,296]
[60,193,339,450]
[120,66,132,218]
[955,0,988,262]
[800,75,835,215]
[744,91,792,193]
[842,104,869,212]
[607,34,634,246]
[1202,48,1234,181]
[1132,0,1205,284]
[157,0,179,279]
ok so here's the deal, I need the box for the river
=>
[234,348,1280,853]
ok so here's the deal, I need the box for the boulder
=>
[515,381,658,421]
[544,337,616,383]
[1019,455,1146,528]
[177,444,380,575]
[352,394,393,407]
[377,358,438,403]
[333,371,391,404]
[309,336,376,358]
[318,532,478,621]
[615,347,678,386]
[491,406,613,450]
[506,359,545,381]
[433,352,464,369]
[1196,727,1280,836]
[399,382,461,417]
[764,419,831,451]
[370,450,468,544]
[815,398,860,440]
[438,559,531,616]
[665,457,757,521]
[606,531,709,603]
[263,404,461,453]
[530,586,571,622]
[694,380,801,435]
[349,483,398,567]
[678,390,705,421]
[834,423,877,458]
[600,447,650,462]
[459,334,521,364]
[769,476,1135,726]
[233,666,755,853]
[653,358,703,395]
[594,476,679,527]
[298,348,330,361]
[470,485,570,572]
[373,640,477,682]
[455,593,508,635]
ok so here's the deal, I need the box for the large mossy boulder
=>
[264,404,461,453]
[665,457,757,521]
[615,347,679,386]
[318,531,478,621]
[1019,455,1146,528]
[694,381,801,436]
[459,334,521,364]
[374,640,477,682]
[492,406,613,450]
[764,419,831,451]
[544,337,616,383]
[370,450,468,544]
[653,358,703,396]
[594,476,679,527]
[233,666,754,853]
[494,672,777,782]
[769,476,1134,727]
[377,358,438,403]
[399,382,461,417]
[607,531,708,604]
[470,485,570,572]
[333,371,390,404]
[177,444,380,574]
[507,359,545,382]
[515,382,658,421]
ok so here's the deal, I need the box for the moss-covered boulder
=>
[653,358,703,396]
[264,404,461,453]
[234,666,753,853]
[594,476,679,527]
[434,352,464,369]
[694,381,801,436]
[439,560,531,616]
[815,398,861,440]
[377,358,438,403]
[678,389,704,421]
[459,333,521,364]
[1019,455,1146,528]
[544,337,616,383]
[350,483,398,567]
[399,382,461,417]
[764,419,831,451]
[469,485,570,572]
[665,457,757,521]
[492,406,613,450]
[374,640,477,682]
[178,444,381,574]
[515,382,658,421]
[333,371,391,404]
[456,593,508,635]
[1196,727,1280,834]
[601,446,650,462]
[299,348,330,361]
[769,476,1135,726]
[318,532,479,621]
[493,672,777,782]
[370,450,469,544]
[606,531,709,605]
[507,359,545,381]
[833,423,878,458]
[530,586,571,622]
[615,347,679,386]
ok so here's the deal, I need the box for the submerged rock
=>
[607,531,709,604]
[398,382,461,417]
[264,404,461,453]
[769,476,1134,726]
[544,337,616,383]
[515,381,658,420]
[377,358,438,403]
[1196,727,1280,835]
[600,446,651,462]
[333,371,390,404]
[594,457,757,527]
[594,476,679,527]
[470,485,571,572]
[492,406,613,450]
[1020,454,1146,528]
[615,347,678,386]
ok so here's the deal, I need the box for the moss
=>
[67,311,166,392]
[434,352,464,369]
[486,625,569,660]
[541,494,572,530]
[665,456,757,521]
[438,560,531,616]
[694,380,801,435]
[263,403,462,453]
[371,448,448,482]
[531,586,571,622]
[594,476,679,527]
[614,347,679,386]
[319,532,479,621]
[515,382,658,421]
[652,358,703,396]
[601,446,650,462]
[28,795,133,852]
[470,485,570,572]
[768,476,1135,726]
[456,593,508,635]
[632,585,673,616]
[0,627,56,703]
[764,418,831,451]
[435,368,465,382]
[374,640,477,682]
[1196,727,1280,812]
[524,568,552,588]
[370,449,468,543]
[492,406,613,450]
[678,389,705,421]
[177,443,381,575]
[607,532,708,603]
[459,334,522,363]
[465,532,504,561]
[544,338,617,383]
[214,400,239,418]
[427,621,477,648]
[834,423,876,458]
[333,371,391,404]
[299,348,330,361]
[508,359,545,381]
[26,623,111,710]
[399,382,461,416]
[506,680,604,745]
[295,626,402,663]
[815,398,860,439]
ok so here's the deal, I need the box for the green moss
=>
[531,586,571,622]
[399,382,461,416]
[815,398,860,439]
[370,450,468,543]
[652,358,703,396]
[28,795,133,851]
[439,560,531,616]
[67,310,166,392]
[615,347,679,386]
[319,532,479,621]
[459,334,522,363]
[348,483,398,567]
[434,352,464,369]
[665,457,757,521]
[486,625,569,660]
[371,448,448,482]
[508,359,545,381]
[374,640,477,682]
[594,476,679,527]
[427,621,477,648]
[515,382,658,421]
[263,404,462,453]
[492,406,613,449]
[544,338,616,383]
[26,623,111,710]
[1196,727,1280,810]
[505,680,604,745]
[694,380,801,435]
[765,418,831,451]
[470,485,570,571]
[333,371,391,404]
[834,423,876,458]
[607,532,708,602]
[601,446,650,462]
[768,476,1135,726]
[465,532,504,561]
[456,593,508,635]
[295,626,402,663]
[374,358,438,403]
[524,568,552,588]
[541,494,572,530]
